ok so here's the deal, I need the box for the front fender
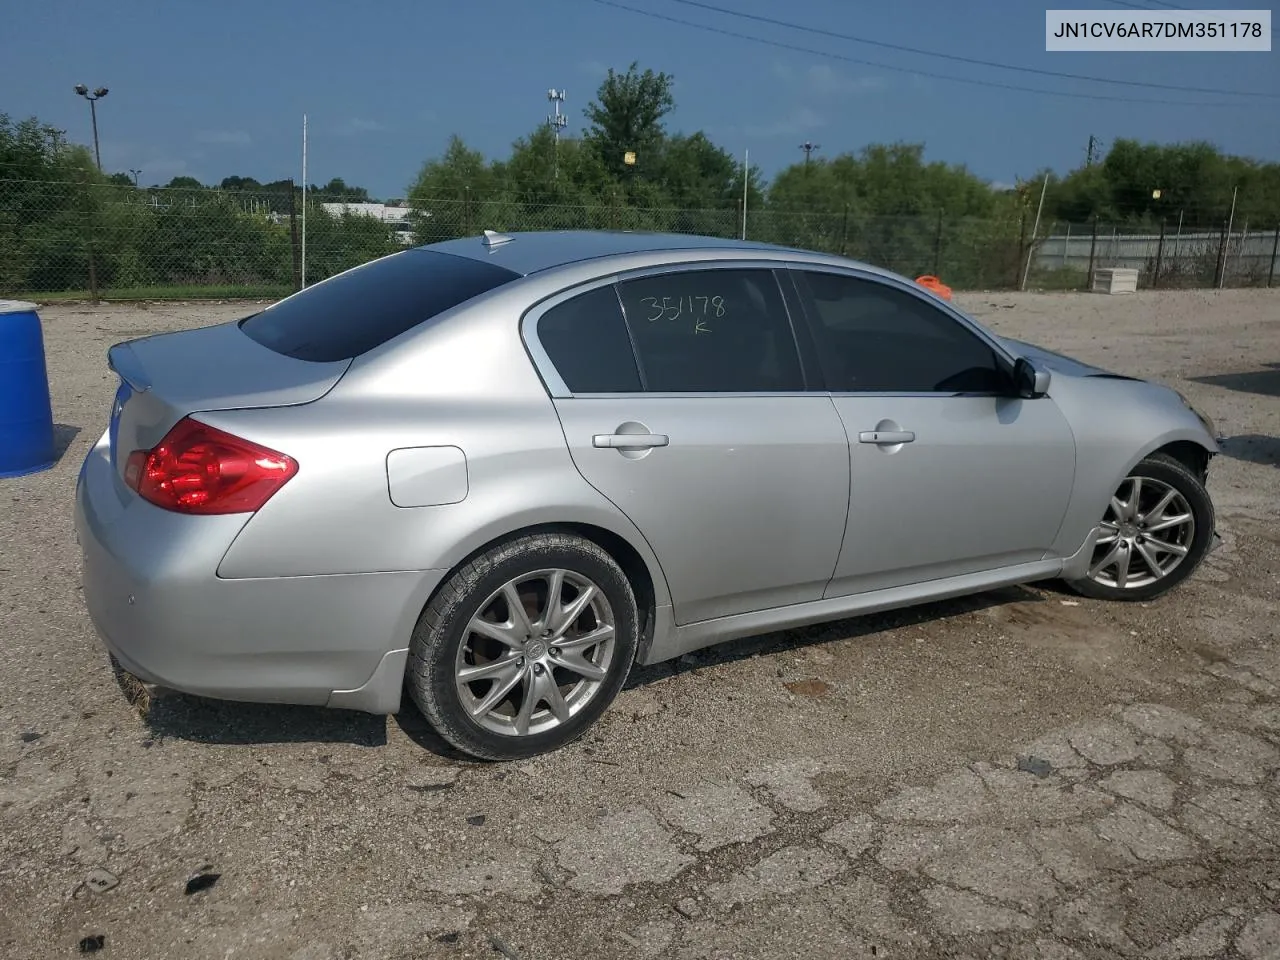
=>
[1048,377,1217,559]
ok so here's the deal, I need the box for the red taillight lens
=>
[125,417,298,515]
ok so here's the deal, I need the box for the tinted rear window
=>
[536,286,642,393]
[239,250,521,362]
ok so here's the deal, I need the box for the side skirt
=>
[639,558,1065,666]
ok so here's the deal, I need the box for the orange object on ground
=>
[915,275,953,300]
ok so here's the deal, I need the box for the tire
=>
[1064,452,1214,603]
[406,532,639,761]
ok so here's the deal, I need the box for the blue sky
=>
[5,0,1276,198]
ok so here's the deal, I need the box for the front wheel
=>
[406,532,639,761]
[1064,452,1214,602]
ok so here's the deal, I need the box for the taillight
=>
[124,417,298,515]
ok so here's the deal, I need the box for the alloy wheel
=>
[1086,475,1196,590]
[454,569,617,737]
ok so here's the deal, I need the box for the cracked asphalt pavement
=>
[2,288,1279,959]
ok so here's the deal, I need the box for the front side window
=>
[616,268,804,393]
[793,271,1007,393]
[535,285,642,393]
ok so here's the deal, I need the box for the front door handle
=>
[858,430,915,444]
[592,433,670,449]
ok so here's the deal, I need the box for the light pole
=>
[74,84,109,170]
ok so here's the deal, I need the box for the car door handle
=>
[858,430,915,444]
[592,433,670,449]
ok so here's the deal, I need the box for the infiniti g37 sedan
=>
[74,230,1221,760]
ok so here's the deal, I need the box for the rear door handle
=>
[858,430,915,444]
[592,433,670,449]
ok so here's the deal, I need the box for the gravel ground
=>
[1,288,1279,960]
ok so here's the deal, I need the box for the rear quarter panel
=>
[1046,375,1218,557]
[209,286,674,612]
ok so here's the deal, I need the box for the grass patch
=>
[1025,267,1090,292]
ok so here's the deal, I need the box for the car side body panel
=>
[73,231,1223,716]
[825,393,1077,596]
[211,280,674,615]
[554,393,851,624]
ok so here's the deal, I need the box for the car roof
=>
[420,229,879,278]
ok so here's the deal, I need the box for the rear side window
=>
[536,286,642,393]
[616,268,804,393]
[240,250,521,362]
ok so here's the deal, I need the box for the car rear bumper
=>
[73,431,442,714]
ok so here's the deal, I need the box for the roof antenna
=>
[482,229,514,248]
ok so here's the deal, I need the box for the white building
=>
[320,201,416,244]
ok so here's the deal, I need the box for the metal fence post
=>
[1269,224,1279,288]
[932,208,943,275]
[1086,216,1099,291]
[288,179,302,292]
[1153,219,1165,289]
[1214,221,1228,288]
[87,248,99,301]
[1014,207,1027,288]
[79,174,100,301]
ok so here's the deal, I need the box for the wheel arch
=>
[417,520,663,663]
[1151,439,1213,483]
[1106,429,1216,514]
[1053,424,1216,564]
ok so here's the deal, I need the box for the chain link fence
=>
[3,177,1277,300]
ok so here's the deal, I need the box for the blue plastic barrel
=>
[0,300,57,478]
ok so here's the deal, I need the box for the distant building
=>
[320,201,417,245]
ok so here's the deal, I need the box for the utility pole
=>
[799,140,820,167]
[1086,135,1099,167]
[547,89,567,180]
[74,85,109,171]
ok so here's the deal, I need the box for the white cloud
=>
[331,117,385,137]
[195,129,251,145]
[770,61,884,97]
[805,65,885,96]
[743,106,825,138]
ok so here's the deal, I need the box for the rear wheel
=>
[1065,453,1213,602]
[407,532,638,761]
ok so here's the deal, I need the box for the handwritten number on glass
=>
[635,294,726,333]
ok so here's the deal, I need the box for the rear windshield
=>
[239,249,521,362]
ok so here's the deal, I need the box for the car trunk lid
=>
[107,320,349,480]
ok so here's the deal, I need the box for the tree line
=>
[3,62,1278,296]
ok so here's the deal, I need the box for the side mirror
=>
[1013,357,1051,398]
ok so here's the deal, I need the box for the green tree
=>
[0,115,100,293]
[583,62,675,179]
[407,135,499,241]
[1044,139,1280,227]
[310,177,372,202]
[220,175,263,191]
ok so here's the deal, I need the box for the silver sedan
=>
[74,230,1221,760]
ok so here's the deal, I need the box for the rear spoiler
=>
[107,341,152,393]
